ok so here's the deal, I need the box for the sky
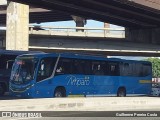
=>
[111,56,148,60]
[0,20,123,30]
[33,20,124,34]
[37,20,123,29]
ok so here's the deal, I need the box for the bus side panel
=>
[53,75,94,96]
[134,76,152,95]
[35,78,56,98]
[93,76,119,96]
[119,76,138,95]
[119,76,152,95]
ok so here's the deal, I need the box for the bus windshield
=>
[10,57,38,84]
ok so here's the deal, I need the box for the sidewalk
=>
[0,97,160,111]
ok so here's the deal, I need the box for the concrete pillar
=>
[6,2,29,51]
[72,15,86,32]
[104,23,110,36]
[0,0,7,5]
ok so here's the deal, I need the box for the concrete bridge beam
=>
[126,28,160,44]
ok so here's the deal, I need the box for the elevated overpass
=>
[0,5,73,25]
[10,0,160,28]
[2,0,160,55]
[29,26,125,38]
[1,27,160,57]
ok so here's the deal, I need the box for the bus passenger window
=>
[56,67,63,73]
[40,60,45,76]
[72,59,92,75]
[107,62,119,76]
[120,63,133,76]
[92,64,99,75]
[73,60,84,74]
[111,65,115,71]
[37,57,56,82]
[55,58,72,75]
[121,63,129,76]
[6,60,14,69]
[56,65,66,74]
[92,61,105,75]
[142,63,151,76]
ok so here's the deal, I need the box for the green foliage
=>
[146,58,160,77]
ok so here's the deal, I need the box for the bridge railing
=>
[29,26,125,38]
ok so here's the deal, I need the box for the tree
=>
[146,58,160,77]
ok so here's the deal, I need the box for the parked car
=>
[151,83,160,96]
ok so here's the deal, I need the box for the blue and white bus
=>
[9,53,152,98]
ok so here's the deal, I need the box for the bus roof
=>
[17,52,151,64]
[0,50,43,55]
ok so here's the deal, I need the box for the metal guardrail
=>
[29,26,125,38]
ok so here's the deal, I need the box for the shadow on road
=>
[0,92,23,100]
[0,95,22,100]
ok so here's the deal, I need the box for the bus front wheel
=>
[117,88,126,97]
[54,87,66,97]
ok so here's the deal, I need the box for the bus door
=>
[35,57,57,97]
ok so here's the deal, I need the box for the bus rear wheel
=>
[117,88,126,97]
[54,87,66,97]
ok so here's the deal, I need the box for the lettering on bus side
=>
[66,75,90,86]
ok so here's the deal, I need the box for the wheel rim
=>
[55,91,63,97]
[118,90,125,97]
[119,91,125,97]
